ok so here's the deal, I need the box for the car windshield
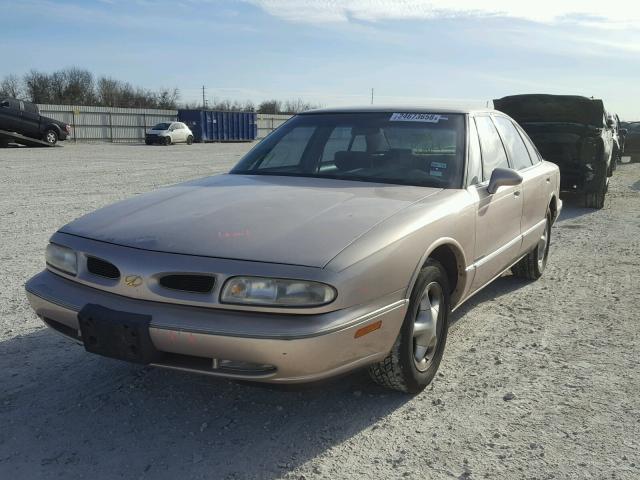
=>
[152,123,171,130]
[231,112,466,188]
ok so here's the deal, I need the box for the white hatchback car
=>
[145,121,194,146]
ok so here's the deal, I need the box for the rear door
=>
[469,114,524,291]
[20,101,41,137]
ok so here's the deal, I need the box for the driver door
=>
[470,115,523,291]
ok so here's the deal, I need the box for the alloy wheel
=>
[413,282,443,372]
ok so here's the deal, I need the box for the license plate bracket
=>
[78,304,160,364]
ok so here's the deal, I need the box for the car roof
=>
[299,105,496,115]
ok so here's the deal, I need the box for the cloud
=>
[244,0,640,28]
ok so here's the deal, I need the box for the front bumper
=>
[25,270,407,383]
[145,134,166,144]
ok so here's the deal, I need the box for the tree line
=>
[0,68,319,113]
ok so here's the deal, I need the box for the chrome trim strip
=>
[467,217,546,272]
[471,234,522,270]
[521,218,547,239]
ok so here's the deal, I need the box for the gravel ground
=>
[1,144,639,480]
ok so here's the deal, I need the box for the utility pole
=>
[371,88,374,105]
[202,85,207,109]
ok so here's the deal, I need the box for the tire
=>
[584,175,607,209]
[368,259,450,394]
[145,139,152,145]
[186,135,193,145]
[512,209,551,280]
[43,129,58,145]
[163,136,172,146]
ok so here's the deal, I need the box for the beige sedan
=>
[25,106,561,393]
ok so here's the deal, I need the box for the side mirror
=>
[620,128,628,135]
[487,168,523,194]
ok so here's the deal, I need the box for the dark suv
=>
[494,94,614,209]
[0,98,70,145]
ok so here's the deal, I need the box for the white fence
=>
[257,114,292,139]
[38,104,177,143]
[37,104,292,143]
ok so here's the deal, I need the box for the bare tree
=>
[0,74,25,99]
[61,67,95,105]
[258,99,282,114]
[24,70,52,103]
[282,98,317,114]
[156,88,180,109]
[96,77,120,107]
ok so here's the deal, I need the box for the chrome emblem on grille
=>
[124,275,143,287]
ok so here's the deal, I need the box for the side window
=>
[516,125,541,163]
[258,126,315,169]
[475,116,509,179]
[467,117,482,185]
[492,116,533,170]
[24,102,38,114]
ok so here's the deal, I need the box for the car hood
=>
[494,94,605,127]
[60,174,441,267]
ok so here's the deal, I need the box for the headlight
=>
[221,277,336,307]
[45,243,77,276]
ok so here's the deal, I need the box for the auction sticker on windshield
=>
[390,113,448,123]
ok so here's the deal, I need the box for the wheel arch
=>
[406,238,468,308]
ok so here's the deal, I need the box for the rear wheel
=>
[584,175,607,209]
[186,135,194,145]
[368,259,450,393]
[512,210,551,280]
[43,129,58,145]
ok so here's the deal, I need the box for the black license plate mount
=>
[78,304,160,364]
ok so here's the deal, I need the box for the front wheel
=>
[368,259,450,393]
[163,136,172,146]
[43,129,58,145]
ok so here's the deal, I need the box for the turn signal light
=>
[354,320,382,339]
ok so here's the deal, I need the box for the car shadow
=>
[1,256,552,479]
[556,193,597,222]
[449,274,528,327]
[0,328,410,479]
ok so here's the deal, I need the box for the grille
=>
[86,256,120,279]
[159,274,215,294]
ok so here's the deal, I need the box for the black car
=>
[494,94,614,209]
[0,98,71,145]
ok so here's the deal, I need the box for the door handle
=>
[513,191,521,197]
[546,177,551,183]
